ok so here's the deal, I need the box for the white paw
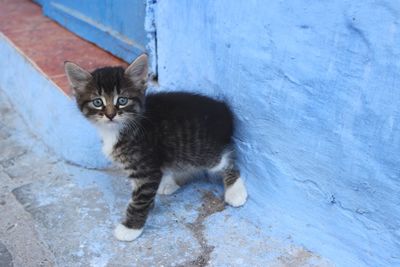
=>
[113,223,143,241]
[224,177,248,207]
[157,182,180,195]
[157,175,180,195]
[131,180,137,191]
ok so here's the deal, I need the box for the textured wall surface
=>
[155,1,400,266]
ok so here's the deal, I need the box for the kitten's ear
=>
[125,54,148,92]
[64,61,92,94]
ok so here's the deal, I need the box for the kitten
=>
[64,54,248,241]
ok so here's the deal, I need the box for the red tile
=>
[52,75,72,95]
[0,0,45,34]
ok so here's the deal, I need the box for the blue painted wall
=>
[154,1,400,266]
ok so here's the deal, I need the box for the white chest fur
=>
[97,124,121,160]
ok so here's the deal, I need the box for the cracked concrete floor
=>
[0,88,332,267]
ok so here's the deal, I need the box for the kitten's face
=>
[64,54,148,128]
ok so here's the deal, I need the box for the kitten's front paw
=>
[113,223,143,241]
[224,177,248,207]
[157,178,180,195]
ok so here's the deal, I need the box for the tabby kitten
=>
[64,54,248,241]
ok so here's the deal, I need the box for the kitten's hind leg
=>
[223,168,248,207]
[157,171,180,195]
[212,155,248,207]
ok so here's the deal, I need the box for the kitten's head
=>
[64,54,148,128]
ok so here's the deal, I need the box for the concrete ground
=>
[0,87,332,267]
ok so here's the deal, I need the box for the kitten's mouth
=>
[93,117,123,127]
[95,119,118,126]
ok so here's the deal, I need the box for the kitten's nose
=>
[105,111,116,121]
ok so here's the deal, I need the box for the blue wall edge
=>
[42,2,144,64]
[0,33,109,169]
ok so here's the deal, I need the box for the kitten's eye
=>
[117,97,128,106]
[92,98,103,108]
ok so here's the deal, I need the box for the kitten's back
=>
[146,92,234,139]
[145,92,235,166]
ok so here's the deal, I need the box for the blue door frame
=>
[36,0,148,63]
